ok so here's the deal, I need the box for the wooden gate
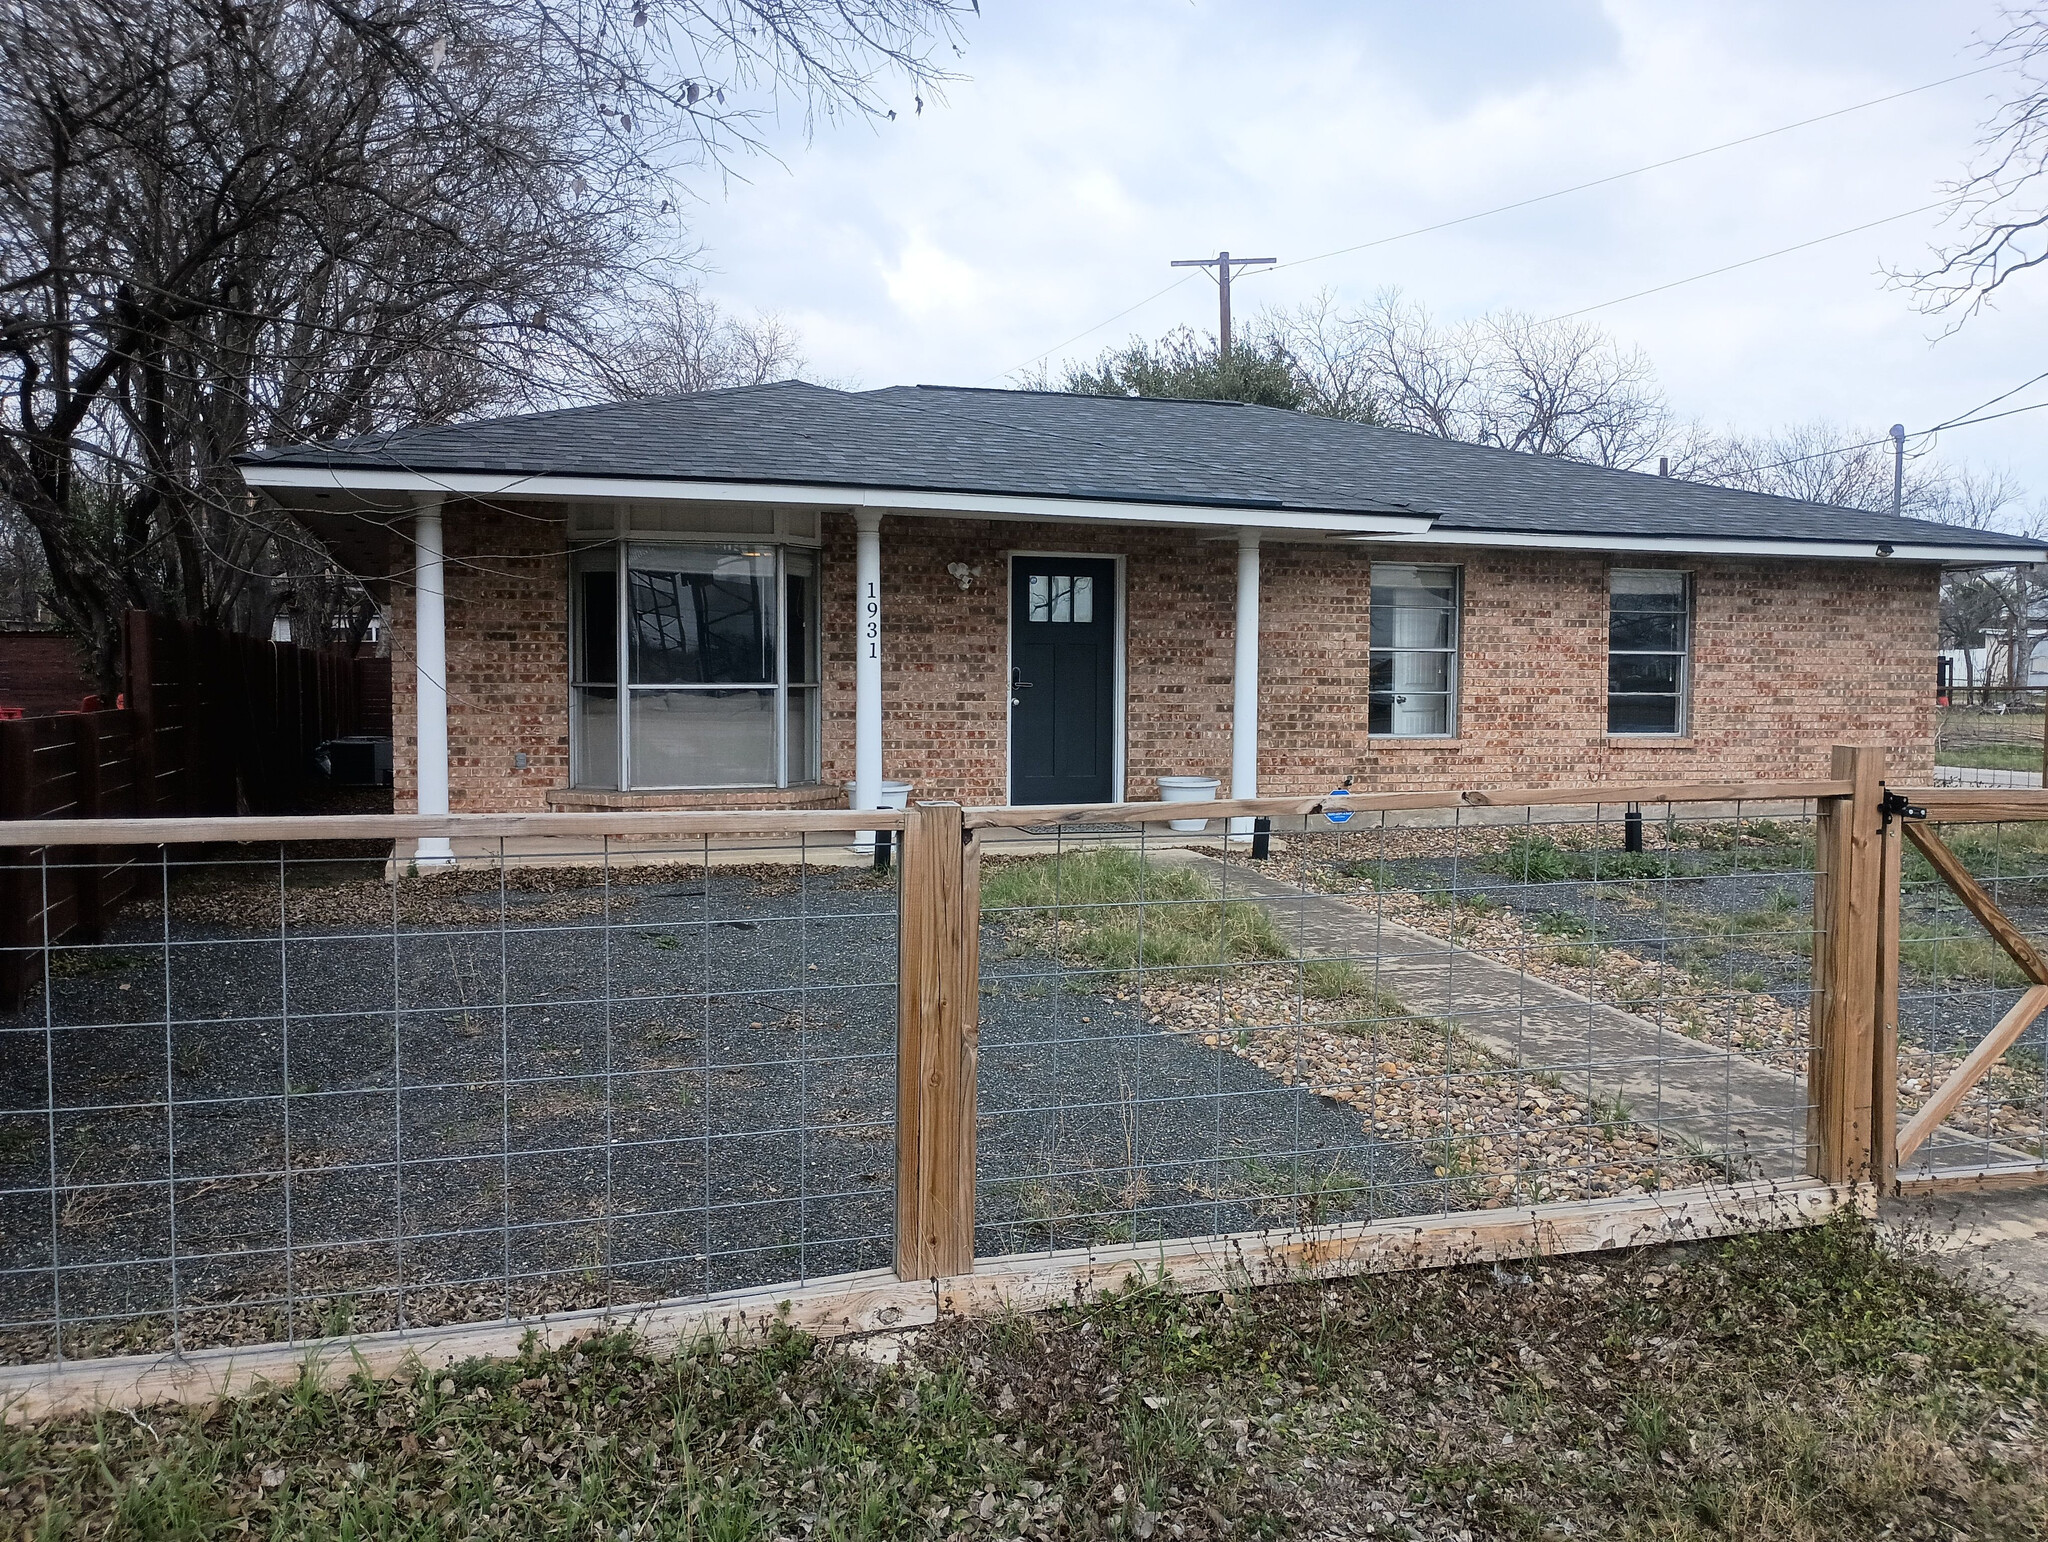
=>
[1881,788,2048,1195]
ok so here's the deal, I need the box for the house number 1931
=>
[865,583,879,659]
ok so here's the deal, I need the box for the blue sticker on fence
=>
[1325,788,1352,824]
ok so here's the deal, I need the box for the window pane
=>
[573,686,619,788]
[1372,690,1450,735]
[786,553,817,685]
[1609,694,1680,735]
[1609,570,1688,735]
[786,685,820,784]
[1370,564,1457,650]
[1610,654,1681,694]
[1072,575,1093,623]
[630,689,776,786]
[1609,612,1684,652]
[1610,570,1687,600]
[1029,574,1050,622]
[574,565,616,684]
[628,547,776,685]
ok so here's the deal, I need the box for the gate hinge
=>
[1879,789,1925,824]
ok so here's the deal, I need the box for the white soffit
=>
[1344,528,2048,565]
[239,464,1435,537]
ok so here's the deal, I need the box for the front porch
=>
[391,496,1399,832]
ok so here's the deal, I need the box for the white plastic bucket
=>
[1156,775,1222,832]
[843,779,914,811]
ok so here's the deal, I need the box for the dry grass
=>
[5,1219,2043,1540]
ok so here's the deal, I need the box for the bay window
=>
[571,538,820,789]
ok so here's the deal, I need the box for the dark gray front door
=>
[1009,557,1117,805]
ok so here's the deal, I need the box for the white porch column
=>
[853,511,884,846]
[1229,529,1261,837]
[413,497,453,867]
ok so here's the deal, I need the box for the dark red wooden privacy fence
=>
[0,612,390,1006]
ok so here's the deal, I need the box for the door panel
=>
[1010,557,1117,805]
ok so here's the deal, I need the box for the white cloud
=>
[681,0,2048,494]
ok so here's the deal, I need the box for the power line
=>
[989,59,2005,382]
[1257,60,2006,281]
[983,274,1195,384]
[1538,200,1950,323]
[1716,375,2048,479]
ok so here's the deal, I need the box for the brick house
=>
[240,382,2045,843]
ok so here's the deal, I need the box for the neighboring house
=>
[238,382,2048,827]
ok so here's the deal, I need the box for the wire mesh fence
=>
[0,777,1901,1378]
[1894,817,2048,1184]
[970,799,1825,1260]
[0,832,900,1365]
[1935,691,2046,790]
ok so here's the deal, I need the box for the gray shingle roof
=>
[240,380,2041,553]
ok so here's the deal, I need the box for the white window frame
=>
[1368,562,1462,740]
[568,505,821,790]
[1606,568,1692,738]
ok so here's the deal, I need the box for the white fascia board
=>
[1344,526,2048,565]
[239,463,1435,537]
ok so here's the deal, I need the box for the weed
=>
[980,850,1290,975]
[1589,1090,1632,1139]
[1623,1393,1677,1461]
[47,948,140,979]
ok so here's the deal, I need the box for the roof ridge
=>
[906,383,1254,408]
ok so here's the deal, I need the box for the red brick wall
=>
[390,507,1938,813]
[391,499,570,812]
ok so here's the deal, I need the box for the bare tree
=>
[1478,312,1667,466]
[595,283,808,396]
[1264,288,1670,467]
[0,0,969,687]
[1339,289,1487,441]
[1279,290,1380,423]
[1897,8,2048,320]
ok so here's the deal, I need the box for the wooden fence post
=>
[1871,797,1904,1192]
[125,611,158,816]
[69,712,103,941]
[1810,744,1885,1187]
[0,721,32,1011]
[896,801,980,1280]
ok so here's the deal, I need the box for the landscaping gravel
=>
[0,859,1437,1362]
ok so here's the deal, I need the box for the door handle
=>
[1011,666,1033,706]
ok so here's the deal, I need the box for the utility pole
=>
[1170,250,1275,360]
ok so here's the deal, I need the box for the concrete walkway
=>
[1174,852,1815,1179]
[1881,1188,2048,1333]
[1935,764,2043,788]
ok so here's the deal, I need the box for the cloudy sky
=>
[681,0,2048,507]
